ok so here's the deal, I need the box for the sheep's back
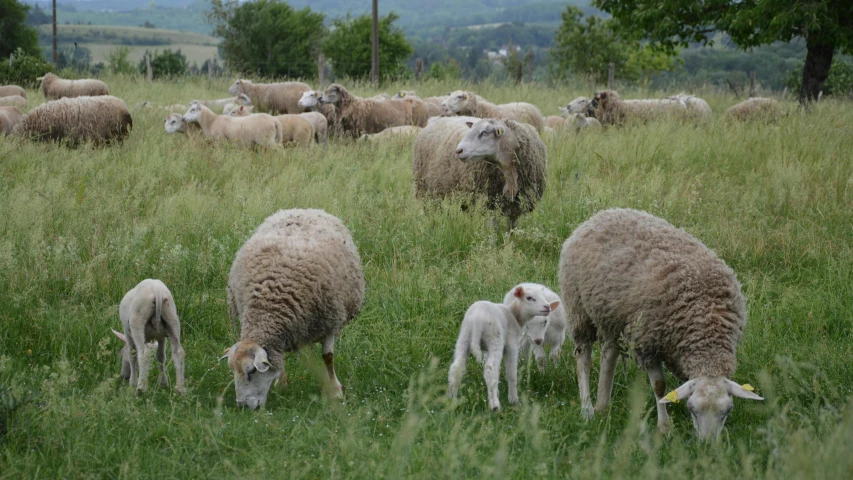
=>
[14,95,132,145]
[559,208,745,379]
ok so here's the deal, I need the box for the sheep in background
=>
[725,97,783,122]
[183,101,282,148]
[441,90,545,131]
[163,113,200,136]
[564,113,601,132]
[666,93,713,123]
[585,90,686,126]
[393,91,443,118]
[224,209,364,409]
[228,78,312,114]
[448,284,560,411]
[319,83,411,138]
[358,125,422,142]
[544,115,565,130]
[502,283,566,372]
[413,117,547,234]
[0,95,26,109]
[299,111,329,146]
[224,105,315,148]
[13,96,132,146]
[559,208,763,440]
[115,279,186,394]
[38,72,109,100]
[134,101,188,113]
[0,85,26,98]
[562,96,590,115]
[0,106,23,135]
[298,90,340,137]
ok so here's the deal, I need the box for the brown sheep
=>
[228,79,311,114]
[0,95,26,109]
[0,107,23,135]
[585,90,686,126]
[0,85,26,99]
[13,96,132,146]
[319,84,411,138]
[38,73,109,100]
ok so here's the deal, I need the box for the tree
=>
[595,0,853,104]
[106,46,136,75]
[207,0,325,79]
[323,12,413,80]
[0,0,40,58]
[138,49,187,79]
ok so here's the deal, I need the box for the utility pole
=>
[371,0,379,86]
[52,0,58,67]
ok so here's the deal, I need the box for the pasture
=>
[0,76,852,478]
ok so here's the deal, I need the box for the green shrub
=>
[0,47,53,88]
[786,58,853,97]
[137,48,187,79]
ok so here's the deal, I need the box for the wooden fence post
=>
[608,62,615,90]
[318,54,325,87]
[145,51,152,82]
[9,53,13,69]
[749,70,756,97]
[415,58,424,81]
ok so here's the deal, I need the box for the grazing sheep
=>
[559,208,763,440]
[0,107,23,135]
[198,94,251,113]
[298,90,340,137]
[111,330,157,381]
[224,105,315,148]
[13,95,132,146]
[319,83,410,138]
[224,209,364,409]
[163,113,200,136]
[183,101,282,149]
[134,101,188,113]
[564,113,602,132]
[299,111,328,146]
[441,90,545,131]
[0,95,26,109]
[545,115,565,130]
[358,125,422,142]
[393,91,443,119]
[413,117,547,234]
[38,72,109,100]
[228,78,311,114]
[115,279,186,394]
[725,97,783,122]
[666,93,713,123]
[447,284,560,411]
[502,283,566,372]
[586,90,687,126]
[0,85,26,99]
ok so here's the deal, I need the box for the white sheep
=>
[224,209,364,409]
[0,85,26,99]
[163,113,200,136]
[13,95,132,145]
[183,101,282,148]
[358,125,422,142]
[228,78,311,114]
[559,208,763,439]
[665,93,713,123]
[0,95,26,109]
[447,284,560,411]
[441,90,545,131]
[298,89,339,138]
[562,96,590,115]
[502,283,566,372]
[38,72,109,100]
[115,279,186,393]
[0,106,23,135]
[224,105,315,148]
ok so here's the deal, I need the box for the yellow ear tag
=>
[496,128,503,137]
[741,384,755,392]
[664,390,679,403]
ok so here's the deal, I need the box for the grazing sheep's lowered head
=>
[222,341,279,410]
[441,90,471,116]
[298,90,320,109]
[660,377,763,440]
[164,113,188,134]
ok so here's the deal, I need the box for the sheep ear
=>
[548,301,560,311]
[462,93,468,100]
[111,329,127,343]
[253,347,271,372]
[465,122,473,128]
[513,286,525,298]
[659,380,696,404]
[219,344,236,362]
[725,380,764,401]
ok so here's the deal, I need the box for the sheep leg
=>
[132,332,150,393]
[647,361,671,433]
[575,343,594,420]
[156,340,168,387]
[483,346,502,412]
[548,336,564,364]
[322,334,343,398]
[279,365,288,388]
[504,343,520,405]
[447,348,468,400]
[594,342,620,413]
[127,338,139,387]
[164,319,186,394]
[532,343,547,373]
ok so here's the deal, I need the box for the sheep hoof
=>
[176,386,187,395]
[581,405,595,421]
[657,421,671,434]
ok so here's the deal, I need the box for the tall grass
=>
[0,76,851,478]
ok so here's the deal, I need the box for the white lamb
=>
[502,283,566,372]
[447,284,560,411]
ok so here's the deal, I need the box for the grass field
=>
[1,76,852,478]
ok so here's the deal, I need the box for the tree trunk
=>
[800,40,834,105]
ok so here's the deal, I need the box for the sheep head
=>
[228,79,250,96]
[164,113,187,134]
[565,96,590,114]
[319,84,345,106]
[441,90,470,116]
[224,341,279,410]
[183,102,205,123]
[588,90,619,117]
[506,285,560,339]
[659,377,763,441]
[298,90,320,109]
[455,118,521,198]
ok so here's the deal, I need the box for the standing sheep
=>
[224,105,315,148]
[319,84,411,138]
[666,93,713,123]
[0,85,26,98]
[38,72,109,100]
[298,90,340,138]
[13,96,132,146]
[502,283,566,372]
[559,208,763,440]
[228,78,311,114]
[0,95,27,109]
[441,90,545,131]
[413,117,547,234]
[0,107,23,135]
[224,209,364,409]
[448,284,560,411]
[586,90,686,126]
[183,102,282,149]
[725,97,783,122]
[115,279,186,394]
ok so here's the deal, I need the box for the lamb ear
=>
[548,301,560,311]
[111,329,127,343]
[253,347,271,372]
[659,379,696,404]
[513,286,525,298]
[725,380,764,401]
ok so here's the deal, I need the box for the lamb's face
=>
[183,102,203,123]
[298,90,319,109]
[441,91,468,116]
[566,96,590,114]
[661,377,764,441]
[225,105,252,117]
[228,79,246,96]
[226,341,279,410]
[455,119,507,162]
[508,285,560,327]
[319,86,342,106]
[164,114,187,134]
[523,315,550,346]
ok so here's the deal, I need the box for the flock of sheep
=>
[0,73,778,442]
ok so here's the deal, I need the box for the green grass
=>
[1,76,852,478]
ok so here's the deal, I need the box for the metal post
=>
[608,62,615,90]
[371,0,379,86]
[52,0,58,67]
[9,53,13,69]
